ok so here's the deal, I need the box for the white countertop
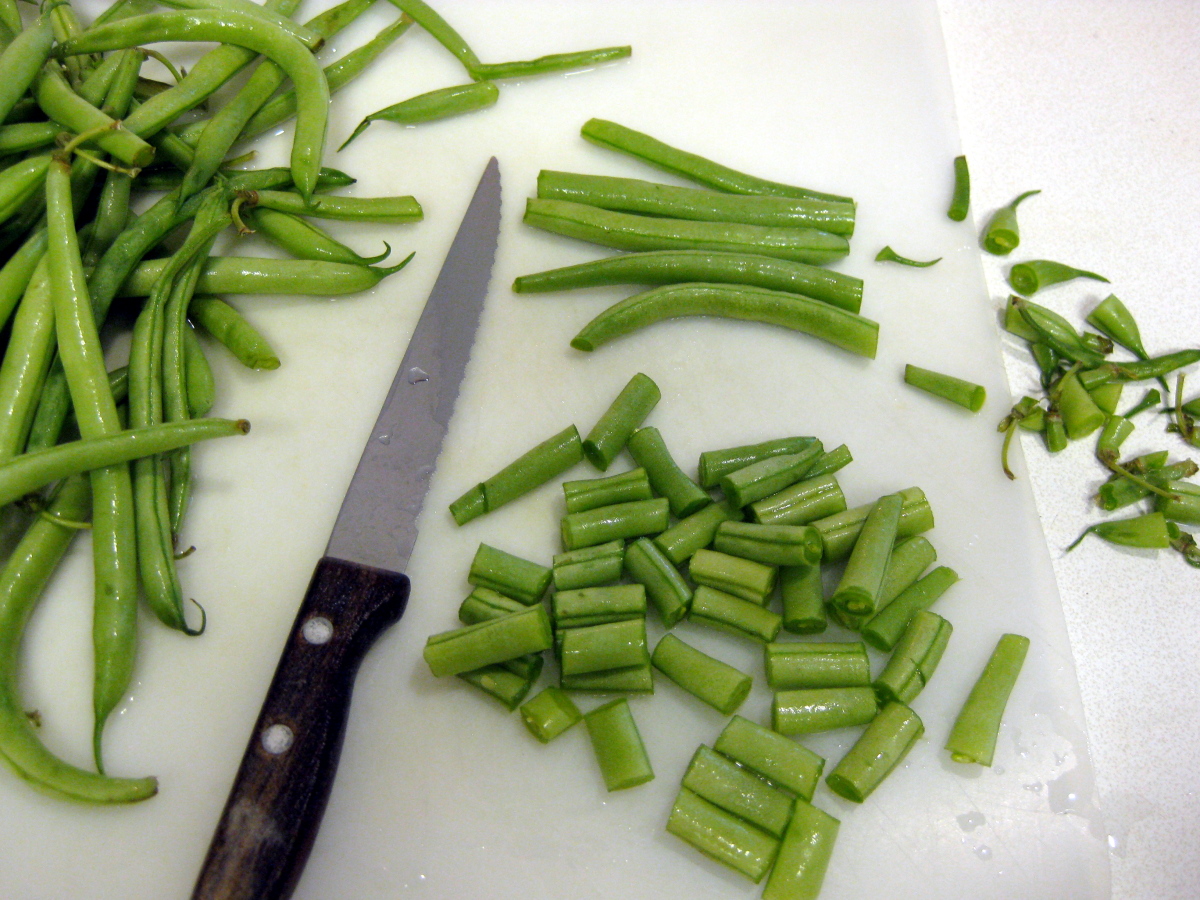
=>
[937,3,1200,898]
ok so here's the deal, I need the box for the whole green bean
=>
[389,0,481,72]
[182,327,216,417]
[945,634,1029,766]
[0,227,53,331]
[0,121,59,156]
[537,170,856,235]
[189,295,280,370]
[581,118,852,204]
[513,249,864,313]
[0,16,54,126]
[0,472,158,802]
[155,0,322,47]
[526,198,848,265]
[571,283,879,358]
[340,80,499,150]
[33,67,155,168]
[243,207,389,266]
[245,189,423,224]
[56,9,330,198]
[0,258,55,461]
[119,255,413,297]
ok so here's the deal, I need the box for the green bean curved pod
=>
[0,17,53,126]
[537,170,855,235]
[0,260,56,461]
[826,700,923,801]
[55,10,330,199]
[626,426,710,518]
[243,207,387,267]
[571,282,878,358]
[981,189,1038,255]
[514,249,863,313]
[946,634,1029,766]
[0,473,158,802]
[0,0,18,35]
[46,158,139,768]
[582,372,660,470]
[120,255,411,297]
[189,295,280,370]
[904,363,986,412]
[155,0,322,47]
[946,154,970,221]
[248,189,423,224]
[527,198,848,265]
[450,424,582,525]
[1009,259,1108,297]
[390,0,481,72]
[340,80,498,150]
[33,68,155,168]
[183,327,216,417]
[582,118,851,204]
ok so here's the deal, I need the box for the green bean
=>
[903,363,986,412]
[0,16,53,125]
[571,282,878,358]
[0,155,50,226]
[762,799,839,900]
[765,641,870,690]
[457,665,536,710]
[689,585,781,643]
[719,443,823,508]
[0,0,18,36]
[666,788,778,883]
[514,248,864,313]
[652,634,750,715]
[581,372,660,470]
[1098,460,1197,511]
[552,540,624,591]
[340,80,499,150]
[1012,297,1106,368]
[468,543,551,605]
[779,564,825,635]
[875,535,937,615]
[57,9,330,198]
[33,68,155,168]
[120,254,412,297]
[1086,293,1150,360]
[25,367,125,454]
[873,610,952,704]
[182,327,216,417]
[423,604,553,677]
[551,583,645,629]
[470,46,630,81]
[1089,380,1124,416]
[699,436,817,488]
[713,714,824,802]
[179,0,376,202]
[861,565,959,652]
[537,170,856,235]
[46,154,140,769]
[831,492,903,616]
[875,245,940,267]
[0,121,59,156]
[389,0,481,73]
[813,486,932,562]
[242,207,388,266]
[562,467,653,513]
[458,586,523,625]
[981,189,1038,255]
[581,118,852,204]
[946,154,970,221]
[1158,481,1200,525]
[0,258,55,461]
[682,745,793,838]
[188,295,279,370]
[1067,511,1173,551]
[0,418,248,507]
[1054,370,1106,439]
[810,444,853,478]
[584,698,653,791]
[748,473,846,527]
[560,618,648,677]
[245,189,423,224]
[560,663,653,693]
[772,686,877,736]
[688,547,776,604]
[0,472,158,803]
[560,497,669,550]
[1096,414,1134,463]
[713,520,822,567]
[450,424,582,525]
[526,198,848,265]
[156,0,322,48]
[622,536,691,627]
[653,498,741,565]
[945,634,1029,766]
[232,10,414,143]
[1043,406,1067,453]
[826,700,923,801]
[519,687,581,743]
[1009,259,1109,296]
[626,426,710,518]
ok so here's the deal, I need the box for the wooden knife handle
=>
[191,556,410,900]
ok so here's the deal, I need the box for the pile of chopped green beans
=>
[426,370,1029,899]
[0,0,629,804]
[986,188,1200,566]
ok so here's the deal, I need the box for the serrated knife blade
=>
[191,157,502,900]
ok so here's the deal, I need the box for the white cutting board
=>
[0,2,1110,898]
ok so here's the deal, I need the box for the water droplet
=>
[408,366,429,385]
[377,432,391,445]
[1023,782,1043,794]
[957,811,986,832]
[975,845,993,860]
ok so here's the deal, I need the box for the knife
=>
[191,157,502,900]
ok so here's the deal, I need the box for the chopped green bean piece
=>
[861,565,959,652]
[1055,370,1106,439]
[581,372,660,471]
[552,540,624,590]
[945,634,1029,766]
[982,189,1039,255]
[831,493,903,616]
[623,536,691,627]
[457,586,525,625]
[719,443,824,508]
[904,364,986,412]
[423,605,552,677]
[1009,259,1109,297]
[688,548,776,605]
[552,584,646,629]
[458,664,536,710]
[826,701,924,802]
[946,154,970,221]
[1156,481,1200,525]
[699,436,818,488]
[713,715,824,802]
[713,520,822,567]
[560,663,654,694]
[683,745,795,838]
[626,426,710,518]
[805,444,853,478]
[765,641,870,690]
[762,798,840,900]
[772,686,878,736]
[814,486,932,562]
[873,610,953,704]
[654,499,741,565]
[749,474,846,527]
[666,788,780,883]
[562,467,653,513]
[468,543,551,605]
[584,698,654,790]
[560,618,648,677]
[560,497,670,550]
[519,687,582,743]
[780,564,826,635]
[1067,511,1173,551]
[652,633,751,715]
[689,585,782,643]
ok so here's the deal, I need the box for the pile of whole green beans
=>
[0,0,630,804]
[425,370,1028,900]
